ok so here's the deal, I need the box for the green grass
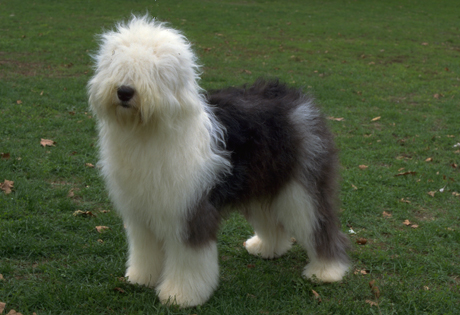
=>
[1,0,459,314]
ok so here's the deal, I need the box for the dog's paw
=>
[303,260,349,282]
[125,267,158,287]
[156,279,212,308]
[244,234,292,259]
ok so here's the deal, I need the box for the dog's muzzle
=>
[117,86,135,107]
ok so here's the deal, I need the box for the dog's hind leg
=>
[125,222,164,287]
[243,203,293,259]
[155,240,219,307]
[274,180,350,282]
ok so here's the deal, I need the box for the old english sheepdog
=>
[88,16,350,307]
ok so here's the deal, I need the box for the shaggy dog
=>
[88,16,350,307]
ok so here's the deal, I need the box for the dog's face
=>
[88,17,202,125]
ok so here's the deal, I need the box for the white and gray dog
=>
[88,16,350,307]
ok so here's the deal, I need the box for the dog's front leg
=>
[156,239,219,308]
[124,221,165,287]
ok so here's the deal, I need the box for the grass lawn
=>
[1,0,459,314]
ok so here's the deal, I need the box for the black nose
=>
[117,86,135,102]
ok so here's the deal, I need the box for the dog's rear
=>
[207,79,350,281]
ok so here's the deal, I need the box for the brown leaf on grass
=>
[242,69,252,74]
[411,224,419,229]
[427,191,436,197]
[382,211,392,218]
[113,287,125,294]
[400,198,411,204]
[16,100,22,105]
[354,269,369,275]
[96,226,109,233]
[357,238,367,245]
[67,189,75,198]
[1,153,10,160]
[394,171,416,177]
[327,116,345,121]
[421,42,429,46]
[359,165,368,170]
[451,163,458,169]
[365,299,378,307]
[85,163,95,168]
[425,157,433,162]
[403,219,411,226]
[311,290,322,303]
[424,286,430,290]
[40,138,56,147]
[351,184,358,190]
[452,192,460,197]
[247,264,256,268]
[0,180,14,195]
[369,280,380,298]
[73,210,96,218]
[6,310,22,315]
[0,302,5,314]
[0,274,4,280]
[371,116,381,122]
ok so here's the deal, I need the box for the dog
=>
[88,16,350,307]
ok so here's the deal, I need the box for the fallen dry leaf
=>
[359,165,368,170]
[327,116,345,121]
[424,286,430,291]
[354,269,369,275]
[357,238,367,245]
[403,219,411,226]
[85,163,95,168]
[242,69,252,74]
[427,191,436,197]
[16,100,22,105]
[369,280,380,298]
[247,264,256,268]
[40,138,56,147]
[400,198,411,204]
[382,211,392,218]
[113,287,125,294]
[0,180,14,195]
[351,184,358,190]
[452,192,460,197]
[0,302,5,314]
[365,299,378,307]
[371,116,381,122]
[312,290,322,303]
[394,171,417,177]
[97,239,104,244]
[96,226,109,233]
[1,153,10,160]
[421,42,429,46]
[411,224,419,229]
[0,274,3,280]
[425,157,433,162]
[73,210,96,218]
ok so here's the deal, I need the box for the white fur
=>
[244,180,348,282]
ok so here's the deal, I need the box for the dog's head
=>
[88,16,203,126]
